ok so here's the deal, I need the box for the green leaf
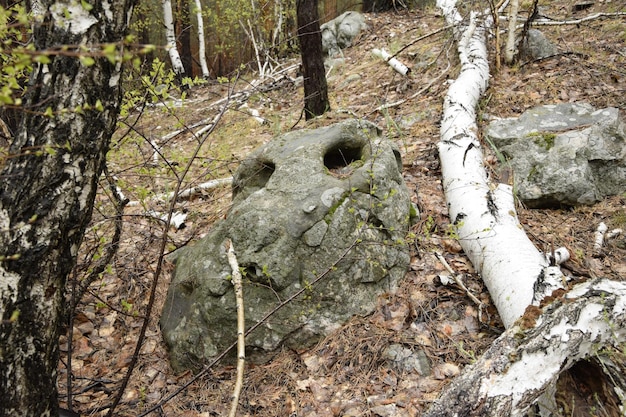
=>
[10,309,20,322]
[80,0,93,11]
[79,56,95,67]
[33,54,51,64]
[103,43,117,64]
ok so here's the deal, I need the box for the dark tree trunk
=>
[0,0,134,415]
[296,0,330,120]
[362,0,397,12]
[176,0,193,77]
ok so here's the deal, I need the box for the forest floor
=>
[58,1,626,416]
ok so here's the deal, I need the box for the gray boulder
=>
[321,11,368,57]
[486,102,626,208]
[160,120,415,372]
[519,29,558,61]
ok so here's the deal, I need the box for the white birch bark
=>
[162,0,186,78]
[193,0,210,78]
[372,48,411,76]
[436,0,565,329]
[504,0,519,64]
[427,1,626,414]
[424,278,626,417]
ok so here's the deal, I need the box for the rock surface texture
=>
[160,120,414,372]
[487,102,626,208]
[519,29,558,61]
[321,11,368,57]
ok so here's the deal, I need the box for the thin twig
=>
[531,11,625,26]
[391,24,454,59]
[433,251,484,321]
[137,236,363,417]
[66,164,128,413]
[372,62,451,112]
[105,80,233,417]
[225,239,245,417]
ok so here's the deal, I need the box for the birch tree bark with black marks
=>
[163,0,186,79]
[425,0,626,414]
[0,0,134,415]
[193,0,210,78]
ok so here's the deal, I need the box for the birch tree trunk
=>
[0,0,134,415]
[435,0,564,330]
[424,279,626,417]
[426,0,626,415]
[194,0,210,78]
[163,0,186,79]
[504,0,519,64]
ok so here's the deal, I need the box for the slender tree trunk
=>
[296,0,330,120]
[504,0,519,64]
[194,0,210,78]
[163,0,186,79]
[0,0,134,415]
[176,0,193,76]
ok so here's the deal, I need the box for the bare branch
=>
[104,83,233,417]
[225,239,245,417]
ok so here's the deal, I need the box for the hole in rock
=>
[393,148,403,172]
[242,263,272,286]
[324,144,363,171]
[233,159,275,198]
[255,161,275,186]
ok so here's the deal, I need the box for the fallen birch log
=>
[424,278,626,417]
[427,0,626,414]
[127,177,232,207]
[372,48,411,76]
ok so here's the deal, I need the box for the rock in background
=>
[519,29,558,61]
[487,102,626,208]
[160,120,415,372]
[321,11,368,57]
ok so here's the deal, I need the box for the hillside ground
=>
[56,2,626,416]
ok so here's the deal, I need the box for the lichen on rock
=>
[160,120,416,372]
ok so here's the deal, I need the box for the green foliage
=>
[0,3,33,106]
[120,57,206,117]
[526,131,556,150]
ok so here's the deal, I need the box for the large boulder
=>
[160,120,415,372]
[486,103,626,208]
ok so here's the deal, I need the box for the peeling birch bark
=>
[428,0,626,415]
[435,0,565,329]
[423,279,626,417]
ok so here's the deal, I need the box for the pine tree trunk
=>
[0,0,134,415]
[296,0,330,120]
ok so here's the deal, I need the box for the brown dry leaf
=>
[98,311,118,337]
